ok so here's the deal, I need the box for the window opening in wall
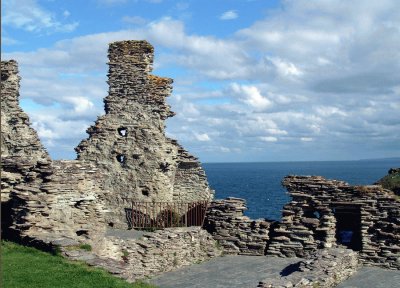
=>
[117,127,128,137]
[116,154,126,164]
[76,230,88,236]
[142,189,149,196]
[333,205,362,251]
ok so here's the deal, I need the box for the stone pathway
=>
[149,255,400,288]
[337,267,400,288]
[148,255,303,288]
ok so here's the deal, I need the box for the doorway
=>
[333,205,362,251]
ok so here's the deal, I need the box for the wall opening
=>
[117,127,127,137]
[76,230,89,236]
[116,154,126,164]
[333,205,362,251]
[1,200,14,239]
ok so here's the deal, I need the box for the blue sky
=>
[2,0,400,162]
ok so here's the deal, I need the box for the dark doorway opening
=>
[333,205,362,251]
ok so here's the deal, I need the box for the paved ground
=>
[149,255,303,288]
[337,267,400,288]
[149,256,400,288]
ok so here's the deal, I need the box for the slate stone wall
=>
[1,41,213,241]
[204,197,272,255]
[206,177,400,269]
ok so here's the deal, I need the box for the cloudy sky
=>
[2,0,400,162]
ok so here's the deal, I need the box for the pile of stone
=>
[204,197,271,255]
[258,248,359,288]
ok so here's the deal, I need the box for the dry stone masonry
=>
[204,197,271,255]
[206,176,400,270]
[75,41,212,228]
[1,41,217,280]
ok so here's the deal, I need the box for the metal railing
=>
[126,201,209,229]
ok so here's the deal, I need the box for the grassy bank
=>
[1,241,156,288]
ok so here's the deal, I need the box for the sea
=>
[202,158,400,221]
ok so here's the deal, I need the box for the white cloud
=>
[260,136,278,142]
[63,10,71,18]
[220,10,238,20]
[195,133,211,142]
[3,0,78,33]
[231,83,272,110]
[268,57,303,77]
[300,137,313,142]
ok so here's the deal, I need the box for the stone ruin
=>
[1,40,212,244]
[205,176,400,270]
[1,40,399,285]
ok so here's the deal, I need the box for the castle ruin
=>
[1,40,399,286]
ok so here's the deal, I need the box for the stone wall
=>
[204,197,272,255]
[60,227,222,282]
[267,176,400,269]
[1,60,52,234]
[204,177,400,269]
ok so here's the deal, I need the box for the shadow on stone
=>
[280,262,301,276]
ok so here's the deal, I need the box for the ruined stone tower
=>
[1,40,213,238]
[75,41,212,205]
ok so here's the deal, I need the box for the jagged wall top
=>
[104,40,174,120]
[1,60,49,161]
[108,40,154,71]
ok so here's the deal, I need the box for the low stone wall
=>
[258,248,359,288]
[204,197,272,255]
[60,227,222,282]
[268,176,400,269]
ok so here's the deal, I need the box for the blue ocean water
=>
[203,159,399,221]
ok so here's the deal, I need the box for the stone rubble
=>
[258,248,359,288]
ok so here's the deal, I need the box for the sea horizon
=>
[203,156,400,165]
[202,158,399,221]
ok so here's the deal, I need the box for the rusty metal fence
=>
[126,201,209,229]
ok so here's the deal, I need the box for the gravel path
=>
[149,256,400,288]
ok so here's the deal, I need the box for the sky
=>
[2,0,400,163]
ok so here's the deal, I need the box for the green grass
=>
[376,168,400,195]
[1,241,156,288]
